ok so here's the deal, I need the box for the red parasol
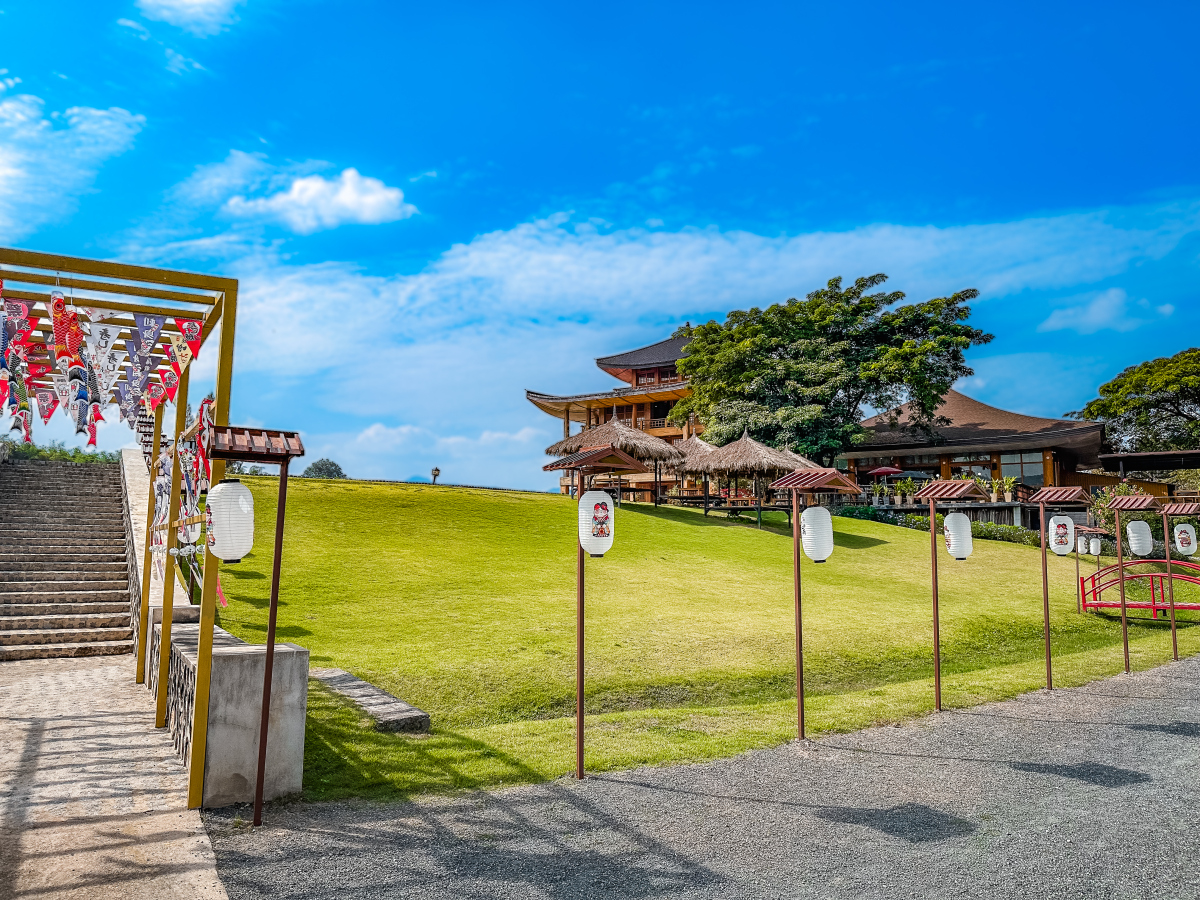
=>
[867,465,904,476]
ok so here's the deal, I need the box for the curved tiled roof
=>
[596,335,690,379]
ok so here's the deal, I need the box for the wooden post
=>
[136,401,164,683]
[188,285,237,809]
[1075,536,1081,614]
[1038,501,1052,690]
[792,489,805,739]
[576,480,585,779]
[154,366,190,728]
[1162,511,1179,661]
[252,457,290,827]
[929,498,942,711]
[1115,509,1130,673]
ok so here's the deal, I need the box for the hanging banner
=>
[114,380,136,425]
[145,381,166,411]
[50,373,71,419]
[165,331,193,378]
[131,313,166,365]
[173,318,203,359]
[26,361,52,379]
[83,307,121,325]
[35,387,58,424]
[159,365,180,402]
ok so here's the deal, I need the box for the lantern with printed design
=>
[578,490,615,558]
[1048,516,1075,557]
[1174,524,1197,556]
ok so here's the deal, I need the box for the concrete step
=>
[0,561,128,573]
[0,625,133,646]
[0,538,127,548]
[0,601,130,617]
[0,512,125,522]
[0,579,127,595]
[0,639,133,661]
[0,612,131,630]
[0,570,127,584]
[0,588,128,604]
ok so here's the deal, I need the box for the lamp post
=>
[768,468,861,740]
[1106,494,1162,674]
[1028,486,1090,691]
[543,445,646,778]
[913,479,990,711]
[431,466,440,485]
[206,426,305,827]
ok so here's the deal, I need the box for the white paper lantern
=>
[1048,515,1075,557]
[1077,536,1088,554]
[800,506,834,563]
[578,490,615,557]
[1089,537,1102,556]
[1174,523,1197,556]
[205,479,255,562]
[943,512,973,560]
[1126,520,1154,557]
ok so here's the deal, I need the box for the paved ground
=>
[208,657,1200,900]
[0,656,228,900]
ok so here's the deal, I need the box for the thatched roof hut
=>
[545,417,685,463]
[670,435,716,474]
[698,430,812,475]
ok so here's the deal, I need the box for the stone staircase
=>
[0,459,134,661]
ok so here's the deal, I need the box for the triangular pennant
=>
[145,381,166,411]
[159,365,180,402]
[165,332,192,378]
[51,374,71,419]
[26,361,52,379]
[173,318,203,359]
[131,313,167,364]
[83,307,121,324]
[35,387,58,424]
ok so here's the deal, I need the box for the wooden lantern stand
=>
[912,479,990,711]
[206,426,305,827]
[767,468,861,740]
[1027,486,1091,690]
[544,445,647,779]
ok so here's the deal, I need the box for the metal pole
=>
[654,460,659,507]
[136,401,164,683]
[1162,511,1179,661]
[929,498,941,711]
[1115,509,1130,673]
[792,489,805,740]
[1039,501,1052,690]
[252,457,290,827]
[576,496,585,780]
[154,367,190,728]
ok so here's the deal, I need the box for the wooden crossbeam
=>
[0,268,219,306]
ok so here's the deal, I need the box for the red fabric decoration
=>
[174,318,203,359]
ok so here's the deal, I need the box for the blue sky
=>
[3,1,1199,488]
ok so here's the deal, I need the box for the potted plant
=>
[871,482,885,506]
[988,478,1001,503]
[896,477,916,505]
[1002,476,1016,502]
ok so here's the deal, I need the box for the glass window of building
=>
[1001,452,1044,487]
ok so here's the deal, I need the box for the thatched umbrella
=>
[672,435,716,473]
[546,414,684,503]
[699,430,812,504]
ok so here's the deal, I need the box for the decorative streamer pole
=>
[1106,494,1163,675]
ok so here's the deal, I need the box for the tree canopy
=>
[666,274,992,464]
[302,458,348,479]
[1071,348,1200,452]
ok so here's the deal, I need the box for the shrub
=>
[301,458,347,479]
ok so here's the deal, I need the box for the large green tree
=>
[667,274,992,464]
[1072,348,1200,452]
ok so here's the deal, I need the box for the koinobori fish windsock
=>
[50,291,72,372]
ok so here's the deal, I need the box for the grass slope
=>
[216,478,1199,801]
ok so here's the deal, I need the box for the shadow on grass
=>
[835,532,889,549]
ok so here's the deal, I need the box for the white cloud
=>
[136,0,244,36]
[0,93,144,243]
[117,18,151,39]
[165,48,204,74]
[223,168,417,234]
[1038,287,1173,335]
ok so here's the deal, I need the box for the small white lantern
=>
[1089,537,1102,556]
[1174,523,1197,556]
[578,490,614,557]
[206,479,255,562]
[1048,515,1075,557]
[1126,520,1154,557]
[1077,536,1088,554]
[800,506,834,563]
[943,512,973,560]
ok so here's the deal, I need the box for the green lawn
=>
[214,478,1200,801]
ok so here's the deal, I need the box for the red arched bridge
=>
[1081,559,1200,617]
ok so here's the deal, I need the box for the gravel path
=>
[207,658,1200,899]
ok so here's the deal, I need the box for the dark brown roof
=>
[1028,486,1091,505]
[596,335,690,381]
[543,445,648,474]
[769,468,861,493]
[849,390,1105,467]
[1107,494,1161,511]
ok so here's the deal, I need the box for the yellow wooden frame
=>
[0,247,237,809]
